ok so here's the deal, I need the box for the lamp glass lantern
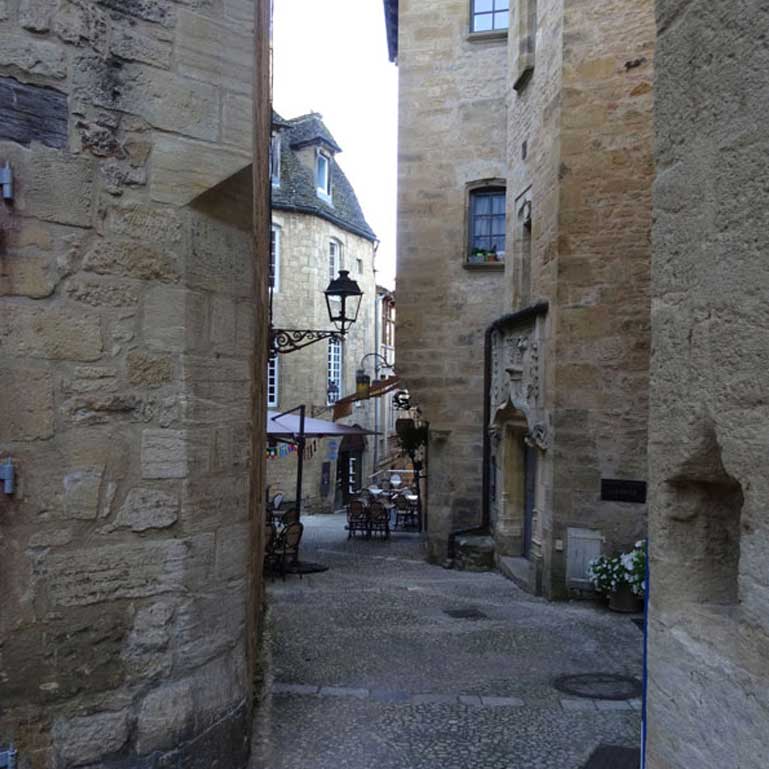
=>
[325,270,363,334]
[356,369,371,399]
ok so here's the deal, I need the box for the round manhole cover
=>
[553,673,642,701]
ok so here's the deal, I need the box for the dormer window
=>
[270,133,281,187]
[316,150,331,200]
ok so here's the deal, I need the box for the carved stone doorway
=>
[494,405,532,558]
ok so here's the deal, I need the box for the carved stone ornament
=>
[490,317,546,444]
[524,423,549,451]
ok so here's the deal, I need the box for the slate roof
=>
[286,113,342,153]
[383,0,398,63]
[272,113,377,243]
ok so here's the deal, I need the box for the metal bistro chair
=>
[369,500,390,540]
[274,521,304,580]
[347,500,369,539]
[270,493,285,526]
[394,493,418,530]
[264,522,279,579]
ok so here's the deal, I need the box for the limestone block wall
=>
[498,0,654,597]
[548,0,655,595]
[647,2,769,766]
[0,2,263,766]
[397,0,507,558]
[269,209,377,511]
[501,0,564,581]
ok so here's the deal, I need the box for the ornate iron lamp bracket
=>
[271,328,344,355]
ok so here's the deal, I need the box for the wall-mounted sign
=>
[326,439,340,462]
[601,479,647,504]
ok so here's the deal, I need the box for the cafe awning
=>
[268,410,378,439]
[332,374,401,420]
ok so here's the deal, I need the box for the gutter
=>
[448,301,549,561]
[271,202,378,244]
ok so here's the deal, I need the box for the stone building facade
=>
[373,285,398,473]
[267,114,378,512]
[388,0,509,562]
[0,1,269,766]
[646,1,769,766]
[386,0,655,597]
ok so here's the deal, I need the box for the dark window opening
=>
[469,187,506,262]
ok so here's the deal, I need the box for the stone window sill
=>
[463,261,504,271]
[467,30,508,44]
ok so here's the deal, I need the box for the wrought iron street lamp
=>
[355,352,393,399]
[325,270,363,334]
[270,270,364,355]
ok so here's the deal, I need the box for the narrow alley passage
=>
[259,517,642,769]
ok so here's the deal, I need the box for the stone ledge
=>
[466,30,508,44]
[463,261,505,271]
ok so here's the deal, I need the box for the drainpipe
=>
[449,302,549,561]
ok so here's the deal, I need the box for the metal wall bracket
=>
[0,162,13,201]
[0,459,15,494]
[270,328,343,355]
[0,745,18,769]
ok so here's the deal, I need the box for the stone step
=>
[453,535,495,571]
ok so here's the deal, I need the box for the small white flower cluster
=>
[587,540,647,597]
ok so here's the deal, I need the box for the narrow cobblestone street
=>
[259,516,642,769]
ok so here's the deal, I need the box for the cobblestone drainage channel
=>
[443,608,488,620]
[553,673,642,701]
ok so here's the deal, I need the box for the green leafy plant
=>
[587,540,647,596]
[469,247,498,264]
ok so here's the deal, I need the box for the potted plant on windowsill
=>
[468,248,502,265]
[587,541,646,613]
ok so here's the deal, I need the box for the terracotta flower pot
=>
[609,583,643,613]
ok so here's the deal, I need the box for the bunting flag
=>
[265,439,321,460]
[266,444,299,460]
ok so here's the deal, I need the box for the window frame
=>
[267,356,279,408]
[327,338,343,405]
[467,183,507,264]
[328,239,343,283]
[270,133,281,187]
[316,149,332,200]
[470,0,510,33]
[270,224,281,292]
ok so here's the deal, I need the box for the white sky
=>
[272,0,398,289]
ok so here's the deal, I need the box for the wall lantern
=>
[324,270,363,335]
[355,352,392,400]
[356,370,371,399]
[270,270,364,355]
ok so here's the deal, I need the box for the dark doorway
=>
[523,443,537,558]
[336,431,367,506]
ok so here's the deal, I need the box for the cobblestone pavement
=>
[259,515,642,769]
